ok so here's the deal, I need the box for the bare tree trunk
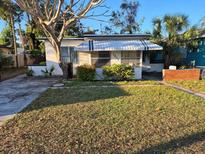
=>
[18,22,25,49]
[18,22,28,66]
[165,55,171,68]
[50,39,70,79]
[10,14,18,68]
[50,39,61,63]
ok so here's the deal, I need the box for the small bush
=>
[0,51,13,69]
[76,64,95,81]
[178,65,192,69]
[103,64,134,81]
[41,66,55,77]
[39,61,46,66]
[26,69,34,76]
[29,49,45,65]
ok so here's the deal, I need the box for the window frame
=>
[121,51,141,66]
[91,51,111,67]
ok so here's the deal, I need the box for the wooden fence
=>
[7,54,35,67]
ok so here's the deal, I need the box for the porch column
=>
[134,50,142,80]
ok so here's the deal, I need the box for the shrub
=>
[41,66,55,77]
[0,51,13,69]
[29,49,45,65]
[103,64,134,81]
[26,69,34,76]
[178,65,192,69]
[39,61,46,66]
[76,64,95,81]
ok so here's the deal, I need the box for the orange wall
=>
[163,69,200,81]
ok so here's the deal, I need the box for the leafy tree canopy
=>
[103,0,143,34]
[0,26,12,45]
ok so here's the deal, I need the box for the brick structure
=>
[163,69,201,81]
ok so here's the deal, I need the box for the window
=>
[61,47,70,63]
[61,47,78,63]
[91,51,110,67]
[70,47,78,64]
[121,51,141,66]
[150,51,164,63]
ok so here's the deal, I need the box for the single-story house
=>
[33,34,164,79]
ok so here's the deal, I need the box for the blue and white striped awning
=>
[75,40,163,51]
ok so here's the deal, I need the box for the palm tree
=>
[152,18,162,41]
[152,14,198,67]
[164,15,189,44]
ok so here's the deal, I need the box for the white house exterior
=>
[32,34,164,79]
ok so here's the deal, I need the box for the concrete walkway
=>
[0,75,58,126]
[160,81,205,100]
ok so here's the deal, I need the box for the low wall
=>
[29,65,143,80]
[28,65,47,76]
[163,69,200,81]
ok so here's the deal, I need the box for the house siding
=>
[186,38,205,67]
[78,52,91,65]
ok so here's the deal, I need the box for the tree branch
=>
[47,0,64,25]
[15,0,104,62]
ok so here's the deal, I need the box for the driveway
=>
[0,75,57,125]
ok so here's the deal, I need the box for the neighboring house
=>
[36,34,164,79]
[186,32,205,68]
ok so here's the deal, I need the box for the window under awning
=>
[75,40,163,52]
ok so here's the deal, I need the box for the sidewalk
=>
[160,81,205,100]
[0,75,57,127]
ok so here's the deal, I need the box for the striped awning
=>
[75,40,163,52]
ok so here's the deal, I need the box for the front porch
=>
[74,39,163,80]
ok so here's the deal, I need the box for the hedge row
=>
[76,64,134,81]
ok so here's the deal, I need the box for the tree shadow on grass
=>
[136,131,205,154]
[22,83,130,112]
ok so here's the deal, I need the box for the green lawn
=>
[1,82,205,153]
[168,80,205,93]
[63,80,160,87]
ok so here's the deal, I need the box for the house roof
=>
[75,40,163,52]
[38,37,85,41]
[38,34,151,41]
[84,34,151,40]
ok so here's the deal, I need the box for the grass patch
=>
[1,83,205,153]
[63,80,160,87]
[168,80,205,93]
